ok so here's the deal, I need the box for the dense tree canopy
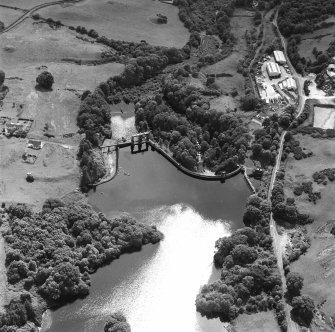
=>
[1,201,162,329]
[36,71,54,90]
[291,295,315,327]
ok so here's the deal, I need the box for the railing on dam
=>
[92,138,244,187]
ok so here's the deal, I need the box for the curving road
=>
[0,0,79,34]
[268,9,306,332]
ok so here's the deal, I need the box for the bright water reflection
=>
[46,204,230,332]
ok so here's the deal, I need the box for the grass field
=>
[37,0,189,47]
[0,7,23,27]
[0,19,106,68]
[203,8,254,111]
[0,138,80,209]
[2,61,124,137]
[313,106,335,129]
[234,312,281,332]
[284,134,335,319]
[298,25,335,62]
[0,0,57,8]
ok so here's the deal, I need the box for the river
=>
[44,114,251,332]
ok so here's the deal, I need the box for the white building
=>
[327,64,335,77]
[267,62,281,78]
[273,50,286,65]
[279,77,297,91]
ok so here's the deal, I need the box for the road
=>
[0,0,79,34]
[268,9,307,332]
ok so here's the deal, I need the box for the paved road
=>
[0,0,78,34]
[268,9,307,332]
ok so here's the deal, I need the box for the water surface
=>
[45,115,250,332]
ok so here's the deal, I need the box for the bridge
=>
[102,131,150,154]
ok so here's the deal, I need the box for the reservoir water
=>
[45,115,250,332]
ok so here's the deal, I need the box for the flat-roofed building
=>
[273,50,286,65]
[267,62,281,78]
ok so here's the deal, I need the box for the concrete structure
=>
[267,62,281,78]
[279,77,297,91]
[327,64,335,78]
[273,50,286,65]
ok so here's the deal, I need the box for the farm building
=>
[273,50,286,65]
[267,62,281,78]
[279,77,297,90]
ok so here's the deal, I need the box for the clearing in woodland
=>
[298,24,335,62]
[202,8,254,111]
[37,0,189,47]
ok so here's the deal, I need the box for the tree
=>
[36,71,54,90]
[243,205,263,226]
[241,96,260,112]
[0,70,5,86]
[291,295,314,327]
[286,272,303,296]
[104,312,131,332]
[231,244,258,265]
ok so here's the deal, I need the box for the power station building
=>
[273,50,286,65]
[266,62,281,78]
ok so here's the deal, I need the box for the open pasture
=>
[0,6,24,27]
[202,9,254,110]
[0,19,106,68]
[298,25,335,62]
[284,134,335,318]
[1,62,124,137]
[37,0,189,47]
[0,0,57,8]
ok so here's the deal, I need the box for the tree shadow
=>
[35,84,53,92]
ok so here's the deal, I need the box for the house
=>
[267,62,281,78]
[273,50,286,65]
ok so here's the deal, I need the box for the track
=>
[0,1,78,34]
[268,9,306,332]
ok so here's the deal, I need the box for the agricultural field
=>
[2,61,124,137]
[313,106,335,129]
[0,19,107,68]
[298,25,335,62]
[0,6,24,28]
[0,0,57,8]
[283,134,335,319]
[0,15,124,208]
[0,138,79,209]
[37,0,189,47]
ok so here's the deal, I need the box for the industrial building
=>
[279,77,297,91]
[273,50,286,65]
[266,62,281,78]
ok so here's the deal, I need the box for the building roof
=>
[274,50,286,63]
[279,77,296,90]
[267,62,281,75]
